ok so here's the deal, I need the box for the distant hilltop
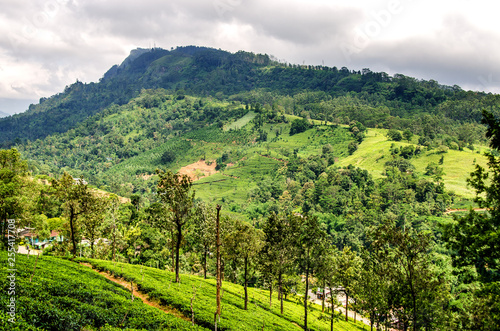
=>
[0,44,497,147]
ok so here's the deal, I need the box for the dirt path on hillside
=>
[309,291,371,328]
[79,263,191,323]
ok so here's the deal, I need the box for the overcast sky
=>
[1,0,499,115]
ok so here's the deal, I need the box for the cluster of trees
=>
[443,110,500,329]
[91,166,452,331]
[0,148,138,262]
[7,83,494,210]
[0,148,451,330]
[247,145,451,235]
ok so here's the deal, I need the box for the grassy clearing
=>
[194,173,249,205]
[194,154,281,205]
[224,111,257,131]
[337,128,489,198]
[79,258,366,331]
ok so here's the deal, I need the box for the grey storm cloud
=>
[344,14,500,91]
[72,0,362,46]
[224,1,363,45]
[0,0,499,114]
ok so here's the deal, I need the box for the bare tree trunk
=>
[412,288,417,331]
[112,224,116,262]
[279,271,284,315]
[329,286,335,331]
[304,255,309,331]
[244,256,248,310]
[215,205,222,318]
[69,207,77,258]
[175,220,182,283]
[269,282,273,308]
[345,292,348,322]
[322,280,325,313]
[203,245,208,279]
[354,298,356,323]
[170,229,175,272]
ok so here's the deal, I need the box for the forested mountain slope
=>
[1,46,499,145]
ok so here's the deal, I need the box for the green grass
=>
[337,128,489,198]
[194,173,249,205]
[224,111,256,131]
[194,154,281,205]
[79,258,366,331]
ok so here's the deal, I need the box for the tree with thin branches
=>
[156,169,194,283]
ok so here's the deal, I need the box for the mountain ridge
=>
[2,45,497,146]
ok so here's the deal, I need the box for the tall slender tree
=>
[260,212,295,314]
[145,202,176,270]
[192,202,216,279]
[316,246,342,331]
[294,215,327,330]
[356,249,390,331]
[80,193,109,258]
[444,110,500,329]
[372,220,449,331]
[54,172,93,258]
[333,246,361,323]
[0,148,28,249]
[156,169,194,283]
[215,205,222,329]
[224,218,264,310]
[105,194,121,262]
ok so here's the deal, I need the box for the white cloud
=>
[0,0,499,113]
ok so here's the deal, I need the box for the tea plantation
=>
[0,252,207,330]
[78,258,366,331]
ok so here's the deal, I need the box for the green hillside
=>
[338,128,489,198]
[0,251,364,330]
[0,252,207,330]
[1,45,499,148]
[2,45,500,330]
[79,257,365,331]
[14,87,493,216]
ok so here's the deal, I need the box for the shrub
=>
[161,150,176,163]
[348,141,358,155]
[387,129,402,141]
[289,118,311,135]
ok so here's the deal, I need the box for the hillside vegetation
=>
[338,128,489,198]
[0,252,207,330]
[2,46,500,330]
[0,45,498,147]
[78,258,365,331]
